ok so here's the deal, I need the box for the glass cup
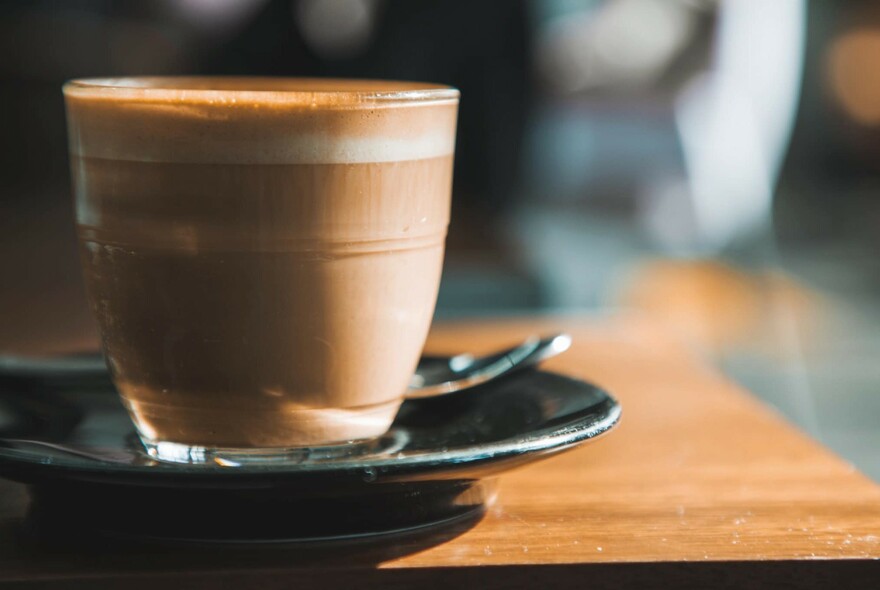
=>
[63,77,459,463]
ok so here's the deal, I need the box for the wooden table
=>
[2,316,879,588]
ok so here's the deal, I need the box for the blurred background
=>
[1,0,879,478]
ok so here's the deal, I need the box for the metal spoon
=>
[406,333,571,399]
[0,333,572,399]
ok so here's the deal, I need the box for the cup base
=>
[121,394,403,459]
[140,429,410,466]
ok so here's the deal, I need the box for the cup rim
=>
[63,76,460,108]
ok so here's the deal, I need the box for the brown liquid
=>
[65,78,457,449]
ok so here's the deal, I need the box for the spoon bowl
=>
[406,333,571,398]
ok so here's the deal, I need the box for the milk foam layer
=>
[64,77,459,164]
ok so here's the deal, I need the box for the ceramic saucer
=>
[0,360,620,543]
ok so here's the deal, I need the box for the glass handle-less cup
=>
[63,77,459,464]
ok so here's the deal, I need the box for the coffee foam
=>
[69,127,456,165]
[65,78,459,164]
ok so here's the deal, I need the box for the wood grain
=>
[1,315,879,587]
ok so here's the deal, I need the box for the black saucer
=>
[0,362,620,543]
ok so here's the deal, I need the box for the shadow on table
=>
[1,504,484,578]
